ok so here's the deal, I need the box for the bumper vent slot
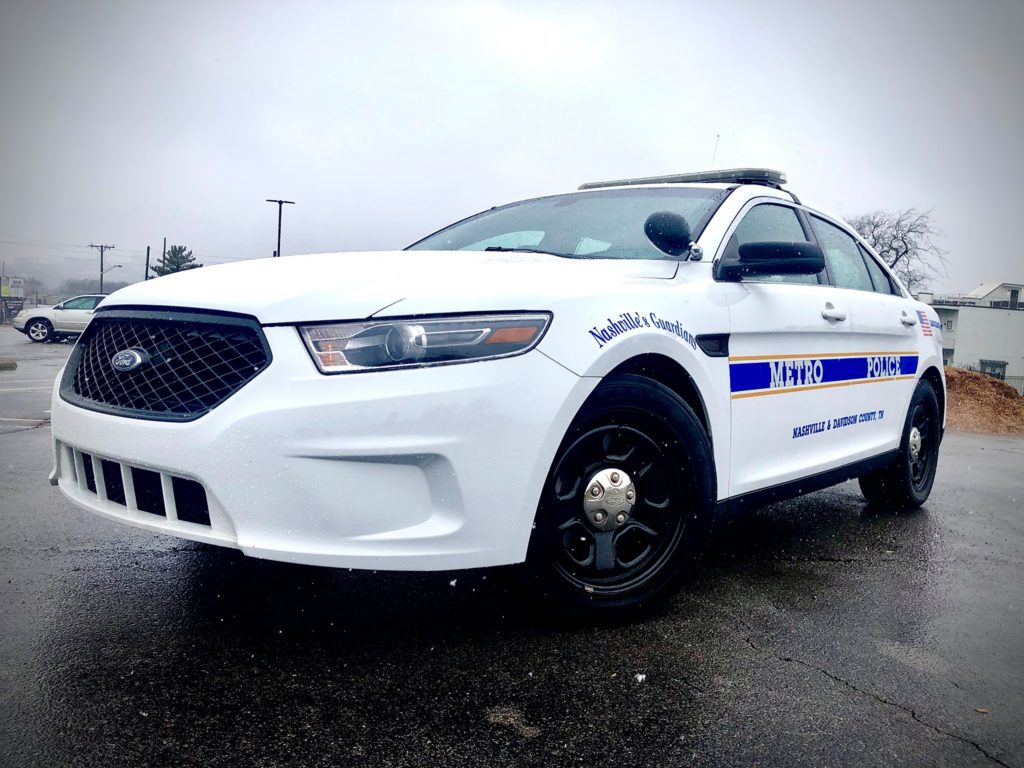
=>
[132,468,166,517]
[172,477,211,526]
[101,459,127,506]
[81,453,97,494]
[60,309,271,422]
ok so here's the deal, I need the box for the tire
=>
[26,318,52,343]
[520,374,716,621]
[859,380,940,510]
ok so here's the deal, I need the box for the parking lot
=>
[0,325,1021,768]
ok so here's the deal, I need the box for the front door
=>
[717,201,858,498]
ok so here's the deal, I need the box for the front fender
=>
[539,311,731,501]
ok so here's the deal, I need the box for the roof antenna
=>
[710,133,720,170]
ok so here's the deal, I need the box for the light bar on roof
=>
[578,168,787,191]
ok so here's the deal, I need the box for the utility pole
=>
[266,199,295,257]
[144,246,151,281]
[90,243,115,293]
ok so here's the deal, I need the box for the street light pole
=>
[90,243,115,292]
[265,199,295,257]
[101,264,122,293]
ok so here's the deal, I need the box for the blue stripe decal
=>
[730,354,918,394]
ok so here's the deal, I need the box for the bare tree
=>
[846,208,947,294]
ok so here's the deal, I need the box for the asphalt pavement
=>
[1,325,1021,768]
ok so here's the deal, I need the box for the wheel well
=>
[607,354,712,442]
[920,365,945,424]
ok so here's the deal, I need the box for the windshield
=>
[407,187,729,260]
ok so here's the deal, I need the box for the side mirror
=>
[644,211,693,258]
[718,241,825,281]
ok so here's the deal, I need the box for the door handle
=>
[900,311,918,326]
[821,303,847,322]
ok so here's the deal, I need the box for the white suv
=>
[48,169,945,618]
[14,294,106,342]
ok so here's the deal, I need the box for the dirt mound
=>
[944,367,1024,433]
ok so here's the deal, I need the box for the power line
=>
[0,240,240,264]
[0,237,96,250]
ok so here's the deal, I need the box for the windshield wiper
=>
[484,246,577,258]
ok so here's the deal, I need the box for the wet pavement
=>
[1,326,1022,767]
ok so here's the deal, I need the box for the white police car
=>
[49,169,945,618]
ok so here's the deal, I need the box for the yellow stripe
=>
[731,375,917,399]
[729,351,918,362]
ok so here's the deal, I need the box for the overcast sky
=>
[1,0,1021,293]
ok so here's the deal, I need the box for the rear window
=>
[407,187,728,260]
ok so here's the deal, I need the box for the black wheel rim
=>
[539,410,691,596]
[909,403,934,491]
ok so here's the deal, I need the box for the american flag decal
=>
[918,310,932,336]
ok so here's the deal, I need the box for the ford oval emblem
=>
[110,348,148,373]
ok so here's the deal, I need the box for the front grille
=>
[61,309,271,421]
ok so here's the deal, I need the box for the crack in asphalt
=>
[0,419,50,436]
[735,619,1013,768]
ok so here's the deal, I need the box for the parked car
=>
[48,169,945,618]
[13,294,106,342]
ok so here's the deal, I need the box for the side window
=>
[86,297,103,309]
[734,204,807,244]
[61,297,92,310]
[858,245,897,296]
[809,216,873,292]
[727,204,819,285]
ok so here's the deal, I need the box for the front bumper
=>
[50,326,595,570]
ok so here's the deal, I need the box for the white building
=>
[921,281,1024,386]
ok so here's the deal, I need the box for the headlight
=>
[299,313,551,374]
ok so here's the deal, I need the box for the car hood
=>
[101,250,678,324]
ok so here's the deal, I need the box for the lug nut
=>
[610,472,620,485]
[590,485,602,497]
[626,489,635,501]
[594,511,605,523]
[616,512,626,524]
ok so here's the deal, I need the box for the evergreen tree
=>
[150,245,202,277]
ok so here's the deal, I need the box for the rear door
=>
[806,214,921,456]
[717,200,859,497]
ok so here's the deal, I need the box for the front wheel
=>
[521,374,716,621]
[26,319,52,343]
[859,380,941,509]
